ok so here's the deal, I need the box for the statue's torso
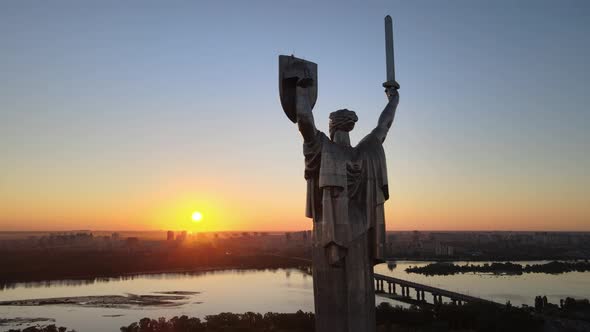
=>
[304,131,388,261]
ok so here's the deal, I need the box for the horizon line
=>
[1,229,590,234]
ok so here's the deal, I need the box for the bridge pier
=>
[376,279,383,292]
[433,294,444,305]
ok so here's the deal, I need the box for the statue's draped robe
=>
[303,130,388,332]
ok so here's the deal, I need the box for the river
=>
[1,261,589,331]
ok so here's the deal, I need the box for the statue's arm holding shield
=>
[295,79,317,143]
[278,55,319,143]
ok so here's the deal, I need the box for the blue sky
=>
[0,1,589,231]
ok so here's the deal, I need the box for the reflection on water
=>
[0,268,308,291]
[1,262,589,332]
[0,268,315,332]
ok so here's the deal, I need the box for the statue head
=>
[329,109,358,143]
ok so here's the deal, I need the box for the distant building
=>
[177,231,187,242]
[435,241,454,256]
[167,231,175,241]
[125,237,139,247]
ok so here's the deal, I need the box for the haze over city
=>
[1,0,589,232]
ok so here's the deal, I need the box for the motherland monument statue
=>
[279,16,400,332]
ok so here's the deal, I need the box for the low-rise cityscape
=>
[1,230,589,261]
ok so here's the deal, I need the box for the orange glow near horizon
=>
[0,162,589,232]
[146,193,225,233]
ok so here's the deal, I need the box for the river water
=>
[1,261,589,332]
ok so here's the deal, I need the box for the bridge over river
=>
[275,255,503,307]
[374,273,503,307]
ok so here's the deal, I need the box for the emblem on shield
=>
[278,55,318,123]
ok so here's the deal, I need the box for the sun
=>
[191,211,203,222]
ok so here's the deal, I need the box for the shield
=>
[279,55,318,123]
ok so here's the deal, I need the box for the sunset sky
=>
[1,1,589,232]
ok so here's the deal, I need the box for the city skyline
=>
[1,1,589,232]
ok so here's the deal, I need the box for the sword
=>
[383,15,399,89]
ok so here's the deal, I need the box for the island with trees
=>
[405,261,590,276]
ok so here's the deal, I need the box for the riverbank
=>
[8,300,590,332]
